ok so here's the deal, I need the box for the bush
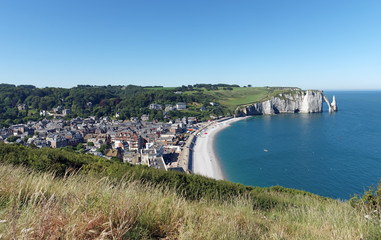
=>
[350,184,381,211]
[6,136,19,142]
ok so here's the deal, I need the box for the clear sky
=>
[0,0,380,90]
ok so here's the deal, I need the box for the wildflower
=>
[21,227,34,233]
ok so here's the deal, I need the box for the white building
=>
[149,103,162,110]
[141,114,150,121]
[165,104,175,112]
[176,102,186,110]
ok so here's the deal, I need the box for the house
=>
[141,114,149,122]
[116,131,144,150]
[210,102,219,106]
[62,109,71,116]
[40,110,47,116]
[114,140,129,150]
[67,132,84,146]
[169,124,181,134]
[49,135,67,148]
[176,102,186,110]
[123,151,140,164]
[17,104,28,111]
[140,149,156,166]
[52,106,63,114]
[187,117,197,124]
[164,104,175,112]
[84,133,98,143]
[34,138,49,148]
[0,128,12,140]
[130,117,139,122]
[157,134,179,146]
[200,106,207,111]
[96,134,111,145]
[149,103,162,110]
[11,125,26,135]
[150,156,167,170]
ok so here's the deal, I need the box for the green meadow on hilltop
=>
[0,143,380,239]
[185,86,303,111]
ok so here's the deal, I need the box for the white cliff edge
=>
[239,90,337,116]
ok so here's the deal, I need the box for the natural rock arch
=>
[323,94,338,112]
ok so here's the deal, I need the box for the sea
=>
[215,91,381,200]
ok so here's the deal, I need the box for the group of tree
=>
[0,84,236,127]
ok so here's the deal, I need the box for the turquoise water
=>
[215,91,381,199]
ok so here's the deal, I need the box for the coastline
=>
[192,117,248,180]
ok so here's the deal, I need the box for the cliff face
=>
[323,95,338,112]
[240,90,323,115]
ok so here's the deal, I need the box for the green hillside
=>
[0,143,380,239]
[198,87,302,111]
[0,84,302,126]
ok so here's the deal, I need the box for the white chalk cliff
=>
[239,90,333,115]
[323,95,338,112]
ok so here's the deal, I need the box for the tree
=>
[7,136,19,142]
[76,143,84,151]
[97,144,108,154]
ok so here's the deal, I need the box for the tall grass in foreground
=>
[0,164,379,239]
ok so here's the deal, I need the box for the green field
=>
[184,87,302,111]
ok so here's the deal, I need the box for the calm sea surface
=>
[215,91,381,199]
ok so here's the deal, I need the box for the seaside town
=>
[0,102,229,174]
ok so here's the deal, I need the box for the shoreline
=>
[192,116,248,180]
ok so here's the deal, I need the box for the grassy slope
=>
[0,143,379,239]
[0,163,376,239]
[183,87,303,112]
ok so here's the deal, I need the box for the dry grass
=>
[0,164,378,239]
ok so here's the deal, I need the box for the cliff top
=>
[187,86,308,111]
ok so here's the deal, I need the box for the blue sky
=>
[0,0,380,90]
